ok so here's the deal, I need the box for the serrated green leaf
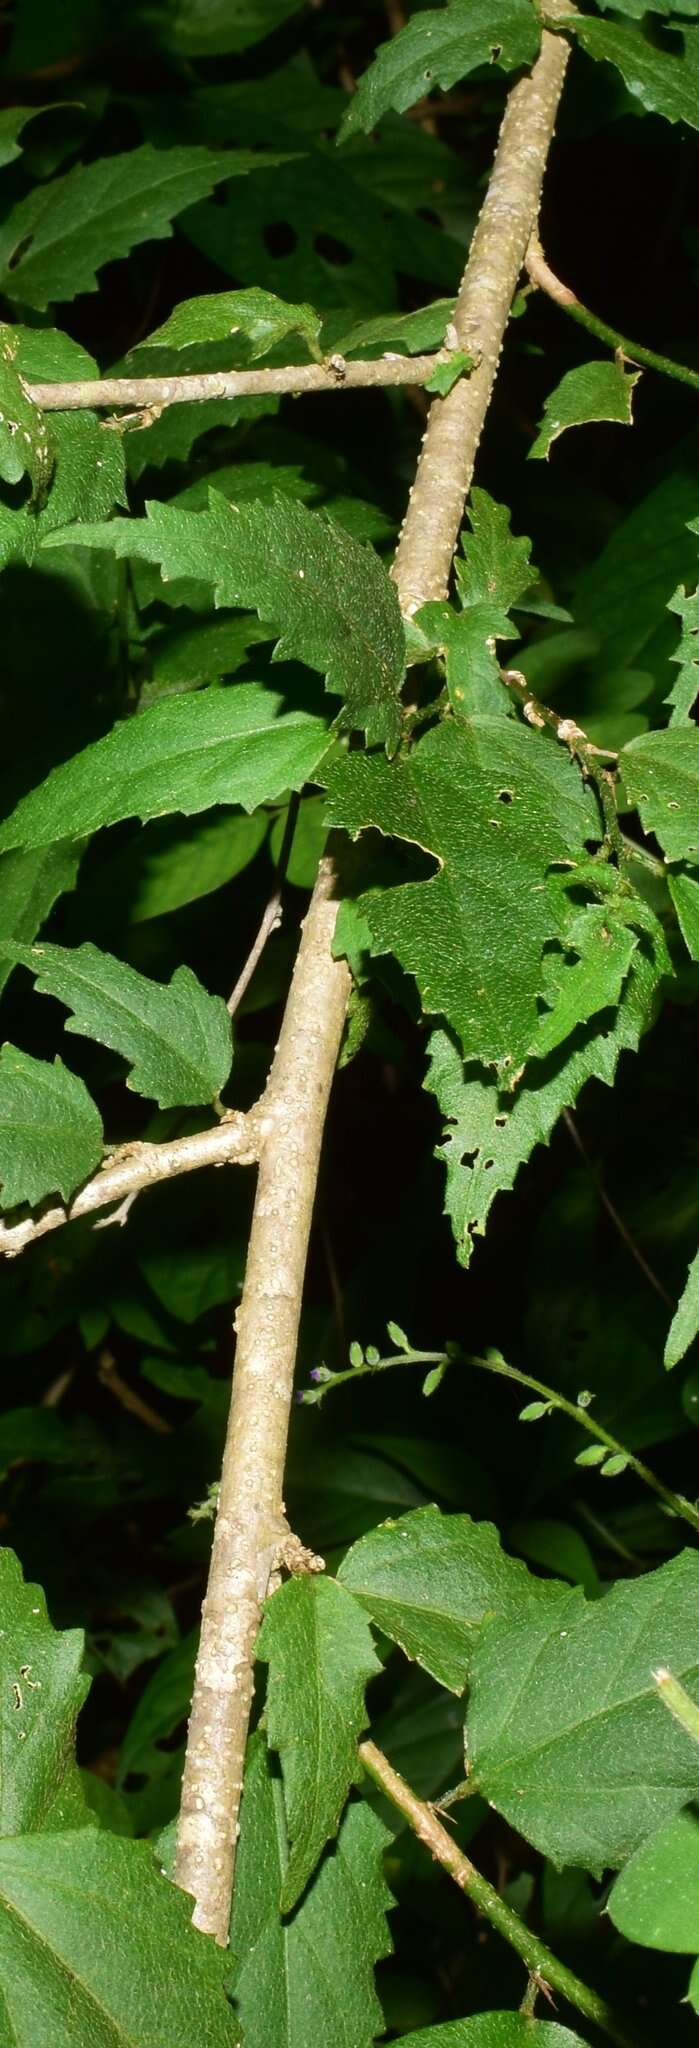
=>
[0,144,289,309]
[137,286,322,362]
[526,903,639,1064]
[44,493,406,749]
[530,360,640,461]
[425,912,670,1264]
[416,491,536,717]
[608,1808,699,1950]
[0,686,329,852]
[2,942,232,1109]
[455,490,535,613]
[565,15,699,131]
[332,299,454,360]
[0,1549,89,1838]
[665,1243,699,1368]
[0,106,63,172]
[0,328,53,499]
[0,1826,239,2047]
[339,0,540,140]
[337,1504,558,1692]
[669,869,699,957]
[0,1047,102,1209]
[666,573,699,722]
[326,717,597,1070]
[229,1732,392,2048]
[258,1576,381,1911]
[394,2020,588,2047]
[0,844,82,999]
[467,1551,699,1874]
[622,726,699,860]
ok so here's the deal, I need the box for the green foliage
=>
[665,1244,699,1367]
[466,1551,699,1873]
[0,1828,240,2047]
[567,16,699,131]
[339,1,540,138]
[529,360,640,461]
[138,287,322,362]
[393,2025,588,2047]
[0,1047,102,1207]
[327,717,597,1072]
[622,727,699,859]
[259,1575,381,1910]
[0,3,698,2042]
[46,494,406,748]
[337,1505,557,1690]
[0,146,287,310]
[0,687,329,849]
[1,942,233,1109]
[229,1733,392,2047]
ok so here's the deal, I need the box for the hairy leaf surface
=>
[566,15,699,130]
[622,726,699,859]
[0,845,82,998]
[394,2022,588,2047]
[45,493,406,749]
[138,286,322,361]
[0,1550,88,1838]
[229,1732,392,2048]
[339,0,540,139]
[425,905,669,1263]
[608,1808,699,1954]
[0,144,288,308]
[0,1048,102,1209]
[0,687,329,851]
[530,360,640,460]
[0,1827,239,2047]
[467,1551,699,1873]
[326,718,597,1070]
[338,1504,557,1691]
[259,1576,381,1911]
[1,942,232,1109]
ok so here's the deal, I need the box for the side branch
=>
[391,5,572,615]
[24,351,446,414]
[174,857,350,1941]
[526,235,699,394]
[0,1110,261,1259]
[358,1742,638,2048]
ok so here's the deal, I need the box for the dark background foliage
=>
[0,2,697,2038]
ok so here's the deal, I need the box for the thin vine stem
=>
[359,1740,639,2048]
[301,1339,699,1537]
[526,235,699,394]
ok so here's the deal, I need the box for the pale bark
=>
[0,1110,259,1259]
[25,352,444,414]
[174,858,350,1939]
[391,10,571,616]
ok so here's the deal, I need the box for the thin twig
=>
[23,352,447,415]
[227,795,300,1019]
[358,1741,638,2048]
[563,1108,673,1307]
[390,1,572,615]
[174,857,351,1940]
[0,1110,261,1260]
[301,1340,699,1537]
[526,235,699,394]
[98,1349,172,1435]
[500,665,624,859]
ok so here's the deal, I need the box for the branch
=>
[227,794,300,1019]
[23,351,446,414]
[358,1741,638,2048]
[0,1109,261,1259]
[391,3,572,615]
[526,235,699,394]
[174,856,350,1940]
